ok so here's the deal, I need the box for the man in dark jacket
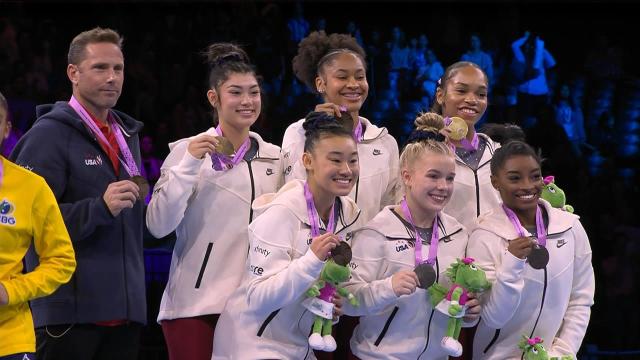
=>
[10,27,145,360]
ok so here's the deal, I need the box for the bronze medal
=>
[130,175,150,201]
[214,136,235,156]
[339,111,354,133]
[414,263,437,289]
[527,245,549,269]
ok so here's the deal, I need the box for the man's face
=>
[68,42,124,118]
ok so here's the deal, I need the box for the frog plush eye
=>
[547,186,556,193]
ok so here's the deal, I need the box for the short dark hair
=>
[302,111,353,153]
[68,27,123,65]
[490,140,543,176]
[201,43,259,124]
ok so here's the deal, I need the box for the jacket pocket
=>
[257,309,280,337]
[194,242,213,289]
[374,306,399,346]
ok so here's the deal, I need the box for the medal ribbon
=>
[502,204,547,247]
[211,124,250,171]
[68,96,140,177]
[400,196,439,266]
[353,119,363,143]
[304,182,336,237]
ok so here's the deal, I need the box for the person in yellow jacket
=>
[0,91,76,360]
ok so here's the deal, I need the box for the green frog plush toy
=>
[519,335,574,360]
[428,258,491,357]
[303,242,359,352]
[541,176,574,213]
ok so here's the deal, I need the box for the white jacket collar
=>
[360,116,388,142]
[252,179,361,234]
[475,199,579,239]
[454,133,500,167]
[359,205,464,241]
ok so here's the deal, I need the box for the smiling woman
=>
[431,61,502,232]
[145,42,284,360]
[341,111,476,360]
[283,31,401,224]
[467,140,594,359]
[211,111,365,359]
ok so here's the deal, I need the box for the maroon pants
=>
[161,314,220,360]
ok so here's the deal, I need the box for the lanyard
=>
[353,119,363,143]
[400,197,439,265]
[304,182,336,237]
[502,204,547,247]
[68,96,140,176]
[460,132,479,151]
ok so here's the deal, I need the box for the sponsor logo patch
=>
[0,199,16,226]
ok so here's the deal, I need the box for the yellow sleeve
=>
[2,180,76,306]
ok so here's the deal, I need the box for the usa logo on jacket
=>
[84,154,103,166]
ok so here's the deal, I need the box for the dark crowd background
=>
[1,1,639,358]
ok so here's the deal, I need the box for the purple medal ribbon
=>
[502,204,547,248]
[211,124,251,171]
[68,96,140,177]
[304,182,336,237]
[353,119,363,143]
[460,132,479,152]
[400,197,439,266]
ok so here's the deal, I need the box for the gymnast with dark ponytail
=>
[146,43,283,360]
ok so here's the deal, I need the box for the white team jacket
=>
[342,206,472,359]
[281,116,401,223]
[467,200,594,359]
[146,128,283,321]
[212,179,365,360]
[443,134,501,231]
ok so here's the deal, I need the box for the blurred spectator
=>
[461,33,494,87]
[553,83,587,157]
[416,49,444,101]
[510,31,556,128]
[584,34,623,84]
[287,2,310,53]
[346,20,364,48]
[388,26,410,96]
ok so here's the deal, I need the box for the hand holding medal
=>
[187,134,221,159]
[210,125,250,171]
[391,270,421,296]
[503,204,549,269]
[507,236,536,260]
[442,116,468,141]
[130,175,150,202]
